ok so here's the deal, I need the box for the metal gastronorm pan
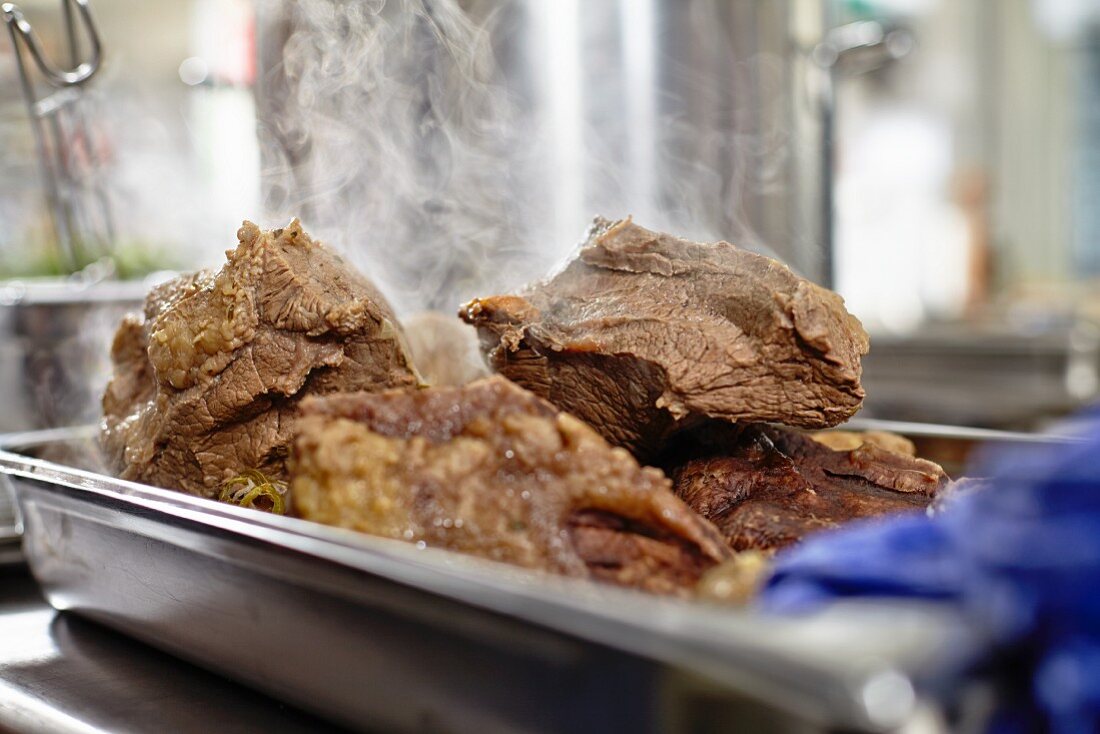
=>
[0,422,1058,733]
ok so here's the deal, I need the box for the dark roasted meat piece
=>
[461,217,869,459]
[291,376,731,595]
[101,219,420,496]
[666,425,947,552]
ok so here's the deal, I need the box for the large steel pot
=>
[255,0,834,312]
[0,279,146,433]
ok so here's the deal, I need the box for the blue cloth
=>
[757,409,1100,732]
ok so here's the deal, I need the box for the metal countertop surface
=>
[0,564,344,734]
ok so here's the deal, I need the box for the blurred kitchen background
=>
[1,0,1099,431]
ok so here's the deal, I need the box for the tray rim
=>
[4,420,1072,730]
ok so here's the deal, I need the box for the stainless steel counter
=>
[0,565,343,734]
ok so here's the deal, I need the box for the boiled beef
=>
[461,217,869,459]
[291,376,731,595]
[665,424,947,552]
[101,219,420,496]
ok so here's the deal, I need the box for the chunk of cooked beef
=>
[460,217,869,459]
[101,219,420,497]
[665,424,947,552]
[290,376,731,595]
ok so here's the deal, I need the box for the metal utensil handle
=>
[3,0,111,271]
[1,0,101,87]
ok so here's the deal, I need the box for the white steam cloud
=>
[254,0,797,315]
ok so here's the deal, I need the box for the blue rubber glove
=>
[757,408,1100,733]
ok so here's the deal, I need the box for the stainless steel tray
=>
[0,423,1043,733]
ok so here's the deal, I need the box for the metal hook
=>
[1,0,101,87]
[3,0,111,272]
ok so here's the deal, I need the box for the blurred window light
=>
[1073,29,1100,276]
[178,57,208,87]
[842,0,940,20]
[1031,0,1100,42]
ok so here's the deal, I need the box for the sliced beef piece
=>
[665,424,947,552]
[290,376,731,595]
[809,429,917,457]
[461,217,869,459]
[101,219,420,497]
[774,428,945,496]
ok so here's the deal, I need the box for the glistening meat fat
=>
[101,219,420,496]
[461,216,870,460]
[290,376,731,595]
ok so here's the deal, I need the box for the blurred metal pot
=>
[255,0,835,303]
[0,279,147,433]
[476,0,832,278]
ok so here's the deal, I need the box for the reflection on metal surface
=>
[860,669,917,729]
[0,608,59,660]
[0,682,108,734]
[0,570,339,733]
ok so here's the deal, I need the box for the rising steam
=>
[255,0,794,315]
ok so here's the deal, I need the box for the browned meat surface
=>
[291,376,731,595]
[665,424,947,552]
[101,219,420,497]
[461,217,869,459]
